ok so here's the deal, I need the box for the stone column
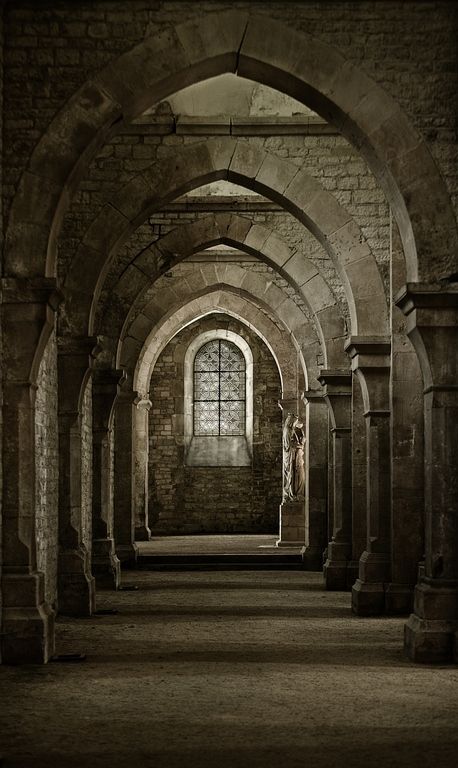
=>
[276,399,305,547]
[133,397,152,541]
[92,368,125,589]
[113,387,139,566]
[345,337,391,615]
[57,336,98,616]
[301,390,328,569]
[1,278,60,663]
[386,219,424,615]
[318,370,352,590]
[350,374,367,586]
[396,283,458,663]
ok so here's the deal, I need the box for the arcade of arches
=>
[1,1,458,765]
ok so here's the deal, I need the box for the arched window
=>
[193,340,246,436]
[183,330,253,466]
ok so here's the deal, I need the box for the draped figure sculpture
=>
[282,413,305,502]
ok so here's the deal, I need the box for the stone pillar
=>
[318,370,352,590]
[1,278,60,663]
[345,337,391,615]
[133,397,152,541]
[301,390,328,569]
[386,219,424,615]
[113,387,139,566]
[350,374,367,586]
[276,399,305,547]
[92,368,125,589]
[396,283,458,663]
[57,336,98,616]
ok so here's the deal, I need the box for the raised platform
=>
[136,535,306,571]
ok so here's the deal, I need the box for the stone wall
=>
[149,314,282,534]
[2,1,456,228]
[35,327,59,606]
[80,379,93,554]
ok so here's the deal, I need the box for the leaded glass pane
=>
[194,401,219,435]
[220,401,245,435]
[193,339,246,436]
[220,340,245,371]
[220,371,245,400]
[194,371,219,401]
[194,340,219,371]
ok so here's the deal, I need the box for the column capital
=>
[135,397,152,411]
[301,389,325,404]
[93,369,126,432]
[344,336,391,370]
[1,276,62,309]
[58,335,103,416]
[395,282,458,316]
[57,334,102,358]
[317,369,352,392]
[93,367,126,393]
[317,370,352,431]
[1,277,63,385]
[278,399,298,416]
[344,338,391,415]
[395,283,458,393]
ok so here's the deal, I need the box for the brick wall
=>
[149,314,283,534]
[35,326,58,606]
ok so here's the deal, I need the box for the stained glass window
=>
[194,340,246,436]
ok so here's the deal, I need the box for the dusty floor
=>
[137,534,300,555]
[1,570,458,768]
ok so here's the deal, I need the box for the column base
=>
[352,578,385,615]
[1,572,55,664]
[58,548,96,616]
[135,525,151,542]
[116,542,139,569]
[405,613,458,663]
[277,501,305,547]
[323,539,351,590]
[301,545,324,570]
[92,538,121,590]
[404,580,458,663]
[351,550,390,615]
[385,583,415,615]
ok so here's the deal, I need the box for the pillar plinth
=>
[300,390,328,569]
[1,278,60,662]
[57,336,100,615]
[396,284,458,662]
[345,337,391,615]
[276,502,305,547]
[317,371,352,590]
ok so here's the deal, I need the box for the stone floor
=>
[1,570,458,768]
[137,533,300,555]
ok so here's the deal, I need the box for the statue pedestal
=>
[276,501,305,547]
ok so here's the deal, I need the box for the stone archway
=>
[97,213,347,372]
[60,138,387,344]
[5,10,456,288]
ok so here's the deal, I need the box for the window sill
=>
[185,436,252,467]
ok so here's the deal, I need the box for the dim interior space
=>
[1,2,458,767]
